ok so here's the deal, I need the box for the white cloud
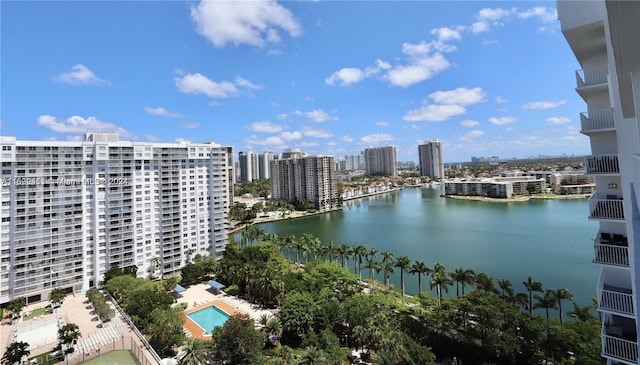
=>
[460,119,480,128]
[277,113,289,120]
[495,96,507,103]
[326,141,336,147]
[385,53,450,88]
[244,135,286,147]
[175,73,238,98]
[280,131,302,140]
[431,26,464,42]
[547,116,572,125]
[249,121,283,133]
[38,115,133,138]
[470,8,512,34]
[516,7,557,24]
[299,141,319,147]
[294,109,335,123]
[360,133,394,144]
[376,121,390,127]
[144,107,185,118]
[235,76,263,90]
[403,104,466,122]
[488,116,518,125]
[53,64,109,86]
[482,39,499,46]
[175,138,191,143]
[521,100,566,110]
[325,67,364,86]
[429,87,486,105]
[190,0,302,47]
[460,130,485,141]
[301,126,333,138]
[341,135,355,143]
[181,122,201,129]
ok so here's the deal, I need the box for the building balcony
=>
[598,285,634,317]
[585,154,620,175]
[594,243,629,267]
[576,64,609,100]
[603,332,638,364]
[589,195,624,221]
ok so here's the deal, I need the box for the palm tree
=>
[555,288,573,324]
[49,287,66,309]
[380,251,394,265]
[294,238,305,265]
[296,346,327,365]
[58,323,81,358]
[179,338,209,365]
[395,256,412,297]
[497,278,514,302]
[354,245,368,279]
[380,262,394,288]
[430,270,453,305]
[534,289,557,319]
[1,341,30,365]
[475,273,497,294]
[451,268,475,296]
[568,301,594,322]
[523,276,544,315]
[367,248,379,262]
[337,244,350,267]
[410,261,431,294]
[324,241,337,263]
[283,234,295,262]
[364,258,378,280]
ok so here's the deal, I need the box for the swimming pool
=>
[187,305,230,335]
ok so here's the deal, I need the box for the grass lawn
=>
[82,350,139,365]
[24,306,53,320]
[29,351,61,364]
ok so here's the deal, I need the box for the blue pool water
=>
[187,305,230,334]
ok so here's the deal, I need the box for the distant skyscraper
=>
[258,152,274,180]
[270,156,338,211]
[345,153,365,170]
[418,139,444,178]
[364,146,397,176]
[279,149,306,160]
[238,151,259,182]
[0,133,232,305]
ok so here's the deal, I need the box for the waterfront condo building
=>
[364,146,397,177]
[418,139,444,179]
[258,152,274,180]
[0,133,232,305]
[238,151,259,182]
[559,1,640,363]
[270,156,339,211]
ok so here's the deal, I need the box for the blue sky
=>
[1,1,590,162]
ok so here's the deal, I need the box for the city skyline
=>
[2,1,589,162]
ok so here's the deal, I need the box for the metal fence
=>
[104,292,163,365]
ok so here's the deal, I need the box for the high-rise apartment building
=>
[0,133,232,305]
[238,151,259,182]
[559,1,640,363]
[270,156,338,211]
[364,146,397,176]
[345,153,365,171]
[418,139,444,179]
[258,152,274,180]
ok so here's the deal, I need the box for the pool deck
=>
[182,301,236,340]
[176,283,276,340]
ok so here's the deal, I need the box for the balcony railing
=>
[581,109,615,133]
[577,64,609,88]
[589,197,624,221]
[585,154,620,175]
[594,243,629,267]
[603,334,639,364]
[598,287,634,316]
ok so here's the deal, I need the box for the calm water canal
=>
[259,187,600,306]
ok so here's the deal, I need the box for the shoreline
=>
[443,193,590,203]
[229,187,405,233]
